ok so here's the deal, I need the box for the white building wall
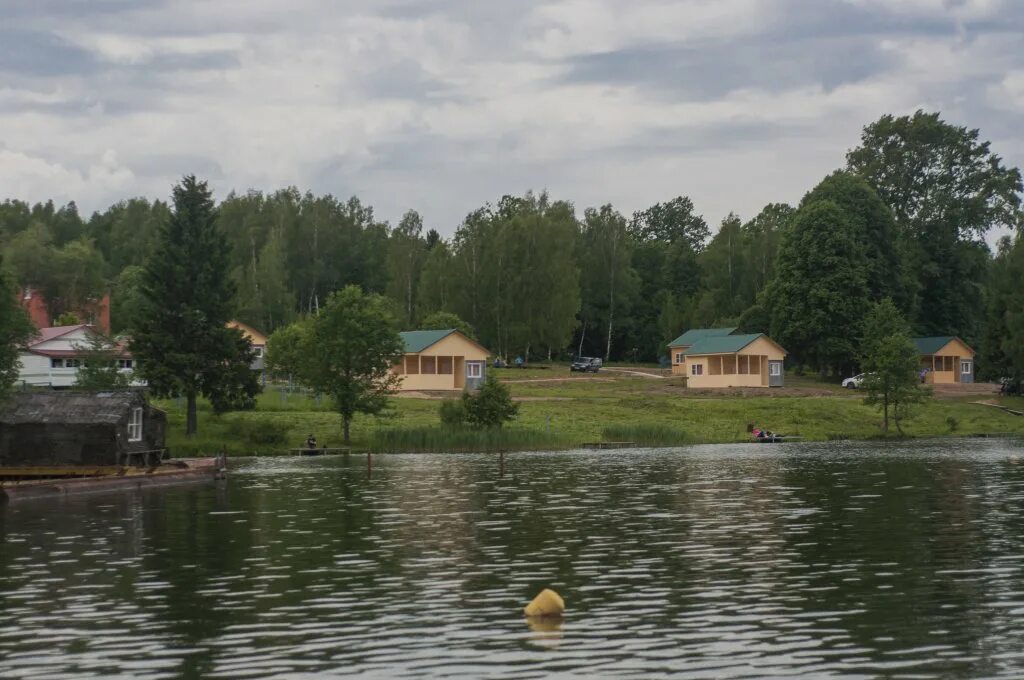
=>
[16,353,79,387]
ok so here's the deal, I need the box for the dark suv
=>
[571,357,602,373]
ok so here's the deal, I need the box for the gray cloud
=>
[0,0,1021,234]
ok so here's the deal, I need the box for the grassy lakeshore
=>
[156,367,1024,456]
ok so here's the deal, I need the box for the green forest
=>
[2,110,1023,382]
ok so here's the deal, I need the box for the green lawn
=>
[157,373,1024,456]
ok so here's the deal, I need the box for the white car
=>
[842,373,871,389]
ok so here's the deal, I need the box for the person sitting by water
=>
[306,433,317,450]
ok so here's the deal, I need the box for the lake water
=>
[3,440,1024,679]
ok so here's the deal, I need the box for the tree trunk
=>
[882,394,889,433]
[343,414,351,445]
[577,320,587,357]
[186,391,198,437]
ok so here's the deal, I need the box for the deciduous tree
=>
[861,299,930,433]
[295,286,405,444]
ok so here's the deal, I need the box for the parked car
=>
[571,357,602,373]
[842,373,872,389]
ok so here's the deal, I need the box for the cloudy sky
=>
[2,0,1023,235]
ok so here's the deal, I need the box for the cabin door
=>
[768,361,784,387]
[960,359,974,384]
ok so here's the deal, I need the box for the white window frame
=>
[117,359,133,370]
[769,362,782,377]
[50,358,64,369]
[253,346,264,358]
[691,364,703,376]
[128,407,143,442]
[466,361,482,379]
[961,360,972,375]
[675,353,684,364]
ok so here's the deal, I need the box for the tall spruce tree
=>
[132,175,259,436]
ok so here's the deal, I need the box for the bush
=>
[225,418,290,448]
[602,424,689,447]
[439,398,467,426]
[463,375,518,428]
[370,426,569,452]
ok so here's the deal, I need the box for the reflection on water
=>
[3,439,1024,678]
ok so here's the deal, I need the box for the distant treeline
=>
[2,110,1022,378]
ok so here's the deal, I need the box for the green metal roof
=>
[682,333,767,356]
[667,327,737,348]
[912,336,957,355]
[399,329,457,353]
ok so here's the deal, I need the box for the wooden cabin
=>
[681,333,787,388]
[913,337,975,385]
[392,329,490,391]
[667,328,737,376]
[227,320,267,372]
[0,390,167,467]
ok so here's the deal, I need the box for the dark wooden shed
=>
[0,391,167,467]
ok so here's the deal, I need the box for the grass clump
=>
[602,423,690,446]
[369,426,570,453]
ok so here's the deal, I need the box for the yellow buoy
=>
[524,588,565,617]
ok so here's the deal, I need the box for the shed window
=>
[691,364,703,376]
[128,407,143,442]
[253,346,264,358]
[675,353,684,364]
[51,358,64,369]
[467,362,482,379]
[769,362,782,377]
[961,360,972,375]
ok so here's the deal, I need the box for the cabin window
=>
[421,357,436,374]
[51,358,64,368]
[674,353,684,364]
[961,360,972,375]
[438,357,453,375]
[467,362,482,379]
[128,407,143,442]
[117,359,133,370]
[691,364,703,376]
[253,346,264,358]
[769,362,782,377]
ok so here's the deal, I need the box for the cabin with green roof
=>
[667,327,737,376]
[392,329,490,391]
[913,336,975,385]
[669,328,787,387]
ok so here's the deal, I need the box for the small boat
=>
[753,435,801,443]
[751,428,802,444]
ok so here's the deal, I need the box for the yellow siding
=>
[227,320,267,346]
[669,346,690,376]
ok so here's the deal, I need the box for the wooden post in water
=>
[499,451,506,477]
[367,451,372,479]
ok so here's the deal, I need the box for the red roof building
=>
[17,287,111,334]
